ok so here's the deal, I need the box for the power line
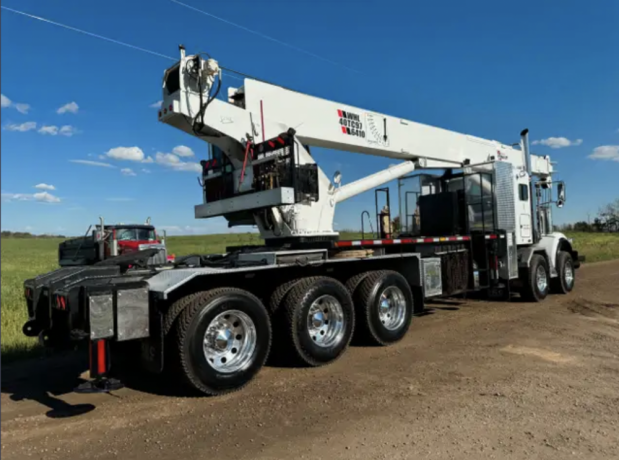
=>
[1,6,177,61]
[0,5,244,81]
[167,0,362,74]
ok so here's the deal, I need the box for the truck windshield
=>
[115,228,156,241]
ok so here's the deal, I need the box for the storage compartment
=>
[418,190,465,236]
[421,257,443,298]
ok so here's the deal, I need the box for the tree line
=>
[0,231,67,239]
[555,198,619,233]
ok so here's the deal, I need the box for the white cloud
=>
[1,94,31,114]
[588,145,619,162]
[60,125,79,136]
[155,151,202,173]
[34,192,61,203]
[37,125,79,136]
[155,152,181,165]
[531,137,583,149]
[4,121,37,132]
[149,100,163,108]
[14,103,30,114]
[2,191,61,203]
[121,168,137,176]
[105,146,153,163]
[57,102,79,114]
[172,145,195,157]
[171,162,202,172]
[141,168,152,173]
[38,125,58,135]
[70,159,116,168]
[34,183,56,191]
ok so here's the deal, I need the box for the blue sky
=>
[1,0,618,236]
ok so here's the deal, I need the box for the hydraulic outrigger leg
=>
[74,339,124,393]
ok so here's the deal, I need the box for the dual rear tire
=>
[170,271,415,395]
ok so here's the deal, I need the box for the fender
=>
[518,232,581,276]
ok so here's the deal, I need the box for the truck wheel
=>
[280,276,355,367]
[352,270,414,346]
[551,251,575,294]
[520,254,550,302]
[173,288,271,396]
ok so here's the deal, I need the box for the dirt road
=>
[2,261,619,460]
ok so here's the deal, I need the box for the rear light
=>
[55,295,67,310]
[169,104,173,111]
[158,111,162,118]
[163,108,167,114]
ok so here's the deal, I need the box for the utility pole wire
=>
[167,0,362,74]
[0,5,244,81]
[1,6,177,61]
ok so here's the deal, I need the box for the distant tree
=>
[572,221,592,232]
[592,217,605,232]
[391,215,401,234]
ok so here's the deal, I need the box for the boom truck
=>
[22,45,583,396]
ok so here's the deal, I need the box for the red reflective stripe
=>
[97,340,106,375]
[423,238,434,243]
[60,296,66,310]
[361,240,374,245]
[277,137,285,145]
[335,241,352,247]
[341,126,347,134]
[337,109,343,117]
[382,239,394,244]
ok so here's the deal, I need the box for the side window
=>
[519,184,529,201]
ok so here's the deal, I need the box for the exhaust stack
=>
[520,129,532,174]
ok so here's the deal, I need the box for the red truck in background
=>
[58,217,174,267]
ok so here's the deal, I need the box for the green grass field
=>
[2,231,618,363]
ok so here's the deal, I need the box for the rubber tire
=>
[352,270,414,346]
[173,288,271,396]
[550,251,575,294]
[520,254,550,302]
[279,276,355,367]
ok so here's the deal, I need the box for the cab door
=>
[516,180,533,244]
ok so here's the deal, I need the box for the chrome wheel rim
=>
[203,310,257,374]
[536,265,548,292]
[564,262,574,287]
[307,295,345,348]
[378,286,407,331]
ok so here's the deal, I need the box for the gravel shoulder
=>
[2,260,619,460]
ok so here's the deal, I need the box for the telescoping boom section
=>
[20,46,582,398]
[157,47,552,242]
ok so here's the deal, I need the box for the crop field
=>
[1,231,617,363]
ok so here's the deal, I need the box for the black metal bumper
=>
[23,266,151,348]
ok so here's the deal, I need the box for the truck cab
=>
[58,218,174,267]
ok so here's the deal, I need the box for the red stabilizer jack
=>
[89,339,111,379]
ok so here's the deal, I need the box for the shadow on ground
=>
[1,355,96,418]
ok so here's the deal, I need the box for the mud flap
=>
[140,306,164,373]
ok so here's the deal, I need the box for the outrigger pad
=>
[74,378,124,394]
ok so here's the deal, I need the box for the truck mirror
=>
[333,171,342,186]
[556,182,566,208]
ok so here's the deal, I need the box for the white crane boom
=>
[158,48,554,241]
